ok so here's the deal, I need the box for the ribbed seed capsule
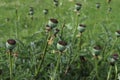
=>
[57,41,67,52]
[92,45,101,56]
[115,30,120,37]
[75,3,82,11]
[48,18,58,28]
[6,39,16,50]
[78,24,86,33]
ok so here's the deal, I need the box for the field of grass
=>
[0,0,120,80]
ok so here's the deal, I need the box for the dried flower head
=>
[6,39,16,50]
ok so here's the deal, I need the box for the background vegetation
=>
[0,0,120,80]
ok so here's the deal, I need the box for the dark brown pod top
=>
[58,41,67,46]
[7,39,16,45]
[50,18,58,23]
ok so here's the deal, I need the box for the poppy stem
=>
[95,60,101,80]
[9,50,13,80]
[34,33,50,79]
[107,66,112,80]
[115,64,118,80]
[51,52,61,80]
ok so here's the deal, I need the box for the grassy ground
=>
[0,0,120,80]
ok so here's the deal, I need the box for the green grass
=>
[0,0,120,80]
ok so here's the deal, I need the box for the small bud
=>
[6,39,16,50]
[115,30,120,37]
[43,9,48,15]
[92,45,101,56]
[96,3,100,9]
[57,41,67,52]
[75,3,82,12]
[48,18,58,28]
[78,24,86,33]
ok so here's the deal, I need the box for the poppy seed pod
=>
[78,24,86,33]
[112,53,119,61]
[6,39,16,50]
[108,7,112,12]
[57,41,67,52]
[108,53,119,66]
[29,7,34,15]
[108,57,115,66]
[53,0,59,6]
[43,9,48,15]
[92,45,101,56]
[75,3,82,11]
[48,18,58,28]
[115,30,120,37]
[96,3,100,9]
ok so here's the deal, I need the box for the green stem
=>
[95,60,100,80]
[34,34,50,78]
[51,52,61,80]
[9,51,13,80]
[115,64,118,80]
[72,14,79,44]
[104,37,118,60]
[107,66,112,80]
